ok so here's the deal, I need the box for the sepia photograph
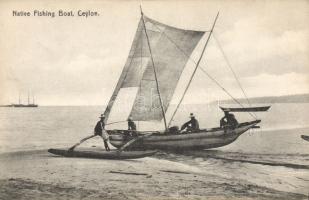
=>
[0,0,308,199]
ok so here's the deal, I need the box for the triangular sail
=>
[104,15,205,123]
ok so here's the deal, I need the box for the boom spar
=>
[168,12,220,127]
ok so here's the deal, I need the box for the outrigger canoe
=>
[48,148,157,159]
[100,11,270,151]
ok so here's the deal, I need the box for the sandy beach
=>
[0,149,307,200]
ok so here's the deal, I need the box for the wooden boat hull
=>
[107,120,260,151]
[301,135,309,142]
[48,148,157,159]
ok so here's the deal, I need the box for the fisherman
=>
[220,111,229,128]
[127,116,136,131]
[68,114,110,152]
[180,113,200,132]
[220,111,238,129]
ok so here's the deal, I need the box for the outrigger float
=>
[48,148,157,160]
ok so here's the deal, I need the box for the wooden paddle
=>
[117,133,153,153]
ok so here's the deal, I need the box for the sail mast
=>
[168,12,219,127]
[140,7,168,130]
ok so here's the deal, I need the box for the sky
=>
[0,0,308,105]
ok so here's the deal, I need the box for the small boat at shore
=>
[48,148,157,159]
[101,8,270,151]
[301,135,309,142]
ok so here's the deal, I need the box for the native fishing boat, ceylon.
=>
[104,9,270,151]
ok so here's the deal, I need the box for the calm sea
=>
[0,103,308,195]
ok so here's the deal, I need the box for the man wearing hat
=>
[68,114,110,152]
[180,113,200,132]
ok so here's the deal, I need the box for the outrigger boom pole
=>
[168,12,220,127]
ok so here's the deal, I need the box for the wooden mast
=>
[140,7,168,130]
[168,12,220,127]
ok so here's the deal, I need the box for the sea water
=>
[0,103,308,195]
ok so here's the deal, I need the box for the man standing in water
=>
[68,114,110,152]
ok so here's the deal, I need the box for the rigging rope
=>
[166,12,219,127]
[213,33,257,118]
[150,15,257,123]
[198,67,257,119]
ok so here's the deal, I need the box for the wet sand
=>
[0,149,307,200]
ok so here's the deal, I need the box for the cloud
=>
[1,0,308,105]
[208,14,309,78]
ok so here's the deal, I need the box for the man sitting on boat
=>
[68,114,111,152]
[128,116,136,131]
[180,113,200,132]
[126,116,138,138]
[220,111,238,129]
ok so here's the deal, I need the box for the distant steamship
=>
[10,93,38,108]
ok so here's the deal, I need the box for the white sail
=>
[104,15,205,124]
